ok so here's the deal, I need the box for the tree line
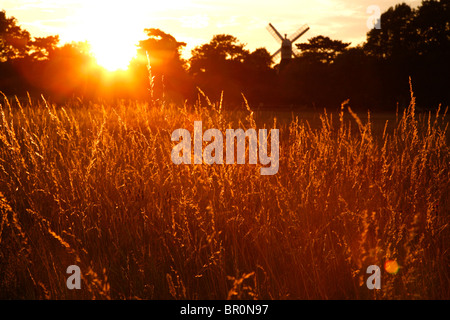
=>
[1,0,449,111]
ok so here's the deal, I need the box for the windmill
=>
[266,23,309,67]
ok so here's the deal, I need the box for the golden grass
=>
[0,89,448,299]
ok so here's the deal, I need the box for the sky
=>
[2,0,421,70]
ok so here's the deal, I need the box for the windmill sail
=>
[266,23,284,42]
[288,24,310,43]
[271,48,282,59]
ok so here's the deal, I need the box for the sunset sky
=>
[2,0,421,70]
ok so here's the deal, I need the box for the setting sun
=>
[72,0,147,71]
[89,36,138,71]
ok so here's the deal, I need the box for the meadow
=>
[0,88,448,299]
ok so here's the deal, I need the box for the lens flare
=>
[384,260,400,274]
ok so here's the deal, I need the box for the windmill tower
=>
[266,23,309,69]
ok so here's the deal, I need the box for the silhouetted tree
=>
[241,48,277,104]
[273,36,350,108]
[37,42,97,101]
[28,36,60,61]
[1,10,60,62]
[0,10,31,61]
[333,47,383,109]
[364,0,450,108]
[190,34,249,74]
[244,48,272,70]
[296,36,350,64]
[189,34,254,105]
[413,0,450,55]
[131,28,193,103]
[365,3,416,60]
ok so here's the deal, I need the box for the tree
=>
[189,34,249,76]
[273,36,351,108]
[413,0,450,56]
[138,28,187,66]
[364,0,450,108]
[364,3,416,59]
[131,28,192,102]
[29,35,60,61]
[244,47,273,71]
[189,34,250,103]
[242,48,277,104]
[40,42,98,100]
[410,0,450,108]
[296,36,350,64]
[1,10,59,62]
[0,10,31,61]
[333,47,384,109]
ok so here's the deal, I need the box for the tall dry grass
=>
[0,88,448,299]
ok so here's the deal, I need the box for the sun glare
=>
[90,37,137,71]
[73,1,147,71]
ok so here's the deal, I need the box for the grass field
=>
[0,90,448,299]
